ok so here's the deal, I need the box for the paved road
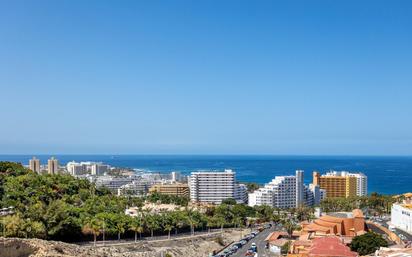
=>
[229,228,274,257]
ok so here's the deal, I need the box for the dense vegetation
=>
[1,161,395,246]
[350,232,388,255]
[0,162,286,243]
[320,193,395,215]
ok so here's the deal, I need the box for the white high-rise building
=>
[29,157,41,173]
[235,183,248,204]
[249,171,304,209]
[189,169,246,204]
[118,179,153,197]
[66,161,110,176]
[352,173,367,196]
[67,161,86,175]
[91,163,109,175]
[296,170,304,206]
[95,176,136,192]
[324,171,368,196]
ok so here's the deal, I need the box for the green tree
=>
[282,219,298,238]
[221,198,237,205]
[114,214,128,240]
[128,216,144,242]
[350,232,388,255]
[146,214,161,238]
[82,217,102,246]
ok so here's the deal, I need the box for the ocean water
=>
[1,155,411,195]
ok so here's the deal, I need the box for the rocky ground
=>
[0,229,248,257]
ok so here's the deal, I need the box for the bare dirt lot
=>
[0,229,249,257]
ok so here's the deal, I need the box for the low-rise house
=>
[265,231,290,255]
[299,209,366,239]
[290,236,358,257]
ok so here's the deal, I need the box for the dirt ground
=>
[0,229,250,257]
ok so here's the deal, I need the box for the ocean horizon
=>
[1,154,411,195]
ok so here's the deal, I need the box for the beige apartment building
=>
[47,157,59,175]
[149,183,190,198]
[29,157,41,173]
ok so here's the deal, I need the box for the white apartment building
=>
[67,161,86,176]
[118,179,153,197]
[95,176,136,192]
[235,183,248,204]
[391,203,412,234]
[296,170,304,206]
[248,186,275,207]
[189,169,246,204]
[249,170,305,209]
[325,171,368,196]
[67,161,110,176]
[91,163,109,175]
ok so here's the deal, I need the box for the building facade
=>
[95,176,135,192]
[118,179,153,197]
[29,157,41,173]
[296,170,304,206]
[234,183,248,204]
[313,171,363,198]
[149,183,190,198]
[91,163,109,175]
[47,157,59,175]
[248,170,305,209]
[188,169,246,204]
[391,203,412,234]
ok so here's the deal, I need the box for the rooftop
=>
[308,237,358,257]
[401,204,412,210]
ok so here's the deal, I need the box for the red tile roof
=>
[265,231,289,241]
[308,237,358,257]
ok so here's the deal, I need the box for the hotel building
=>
[248,170,309,208]
[90,163,109,175]
[188,169,247,204]
[29,157,41,173]
[313,171,367,198]
[391,193,412,234]
[66,161,110,176]
[47,157,59,175]
[118,179,154,197]
[149,183,190,198]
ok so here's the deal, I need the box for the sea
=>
[0,155,411,195]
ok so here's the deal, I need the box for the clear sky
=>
[1,0,411,155]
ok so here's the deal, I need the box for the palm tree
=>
[115,215,127,241]
[233,216,243,230]
[271,214,281,225]
[129,217,142,242]
[282,219,297,238]
[206,216,216,234]
[82,217,102,246]
[185,208,197,236]
[173,211,185,235]
[164,223,174,239]
[146,214,161,238]
[215,216,225,233]
[162,213,174,239]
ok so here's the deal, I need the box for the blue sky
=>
[1,0,411,155]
